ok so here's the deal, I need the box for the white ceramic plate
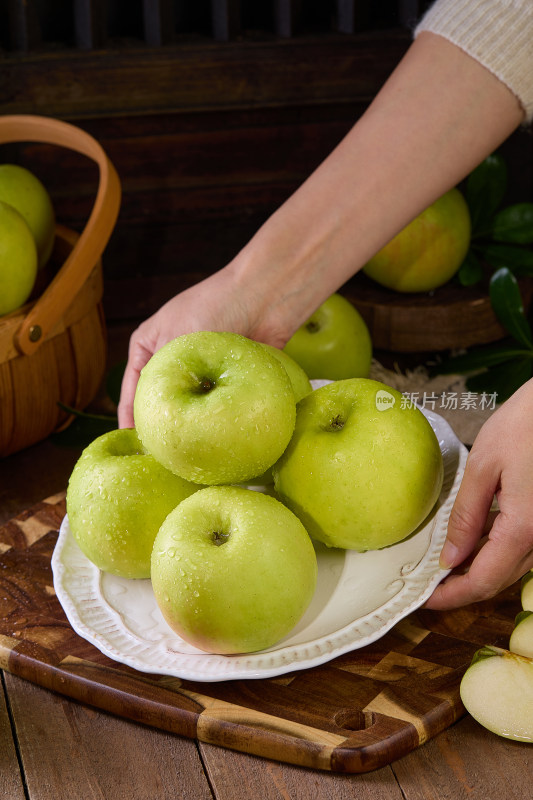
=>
[52,402,467,683]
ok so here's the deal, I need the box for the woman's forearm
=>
[228,31,524,347]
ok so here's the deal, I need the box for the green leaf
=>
[52,414,118,449]
[492,203,533,244]
[479,242,533,276]
[465,358,533,402]
[57,401,117,423]
[466,153,508,233]
[52,401,118,449]
[430,342,533,376]
[106,359,127,407]
[489,267,533,347]
[457,249,483,286]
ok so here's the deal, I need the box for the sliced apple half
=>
[460,646,533,742]
[521,571,533,611]
[509,611,533,658]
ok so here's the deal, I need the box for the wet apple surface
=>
[273,378,444,551]
[151,486,318,654]
[134,331,297,485]
[66,428,201,578]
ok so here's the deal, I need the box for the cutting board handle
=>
[0,115,121,356]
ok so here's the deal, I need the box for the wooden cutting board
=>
[0,493,519,773]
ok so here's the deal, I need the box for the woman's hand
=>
[117,266,291,429]
[426,378,533,610]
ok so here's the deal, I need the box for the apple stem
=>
[199,378,216,393]
[211,530,230,546]
[325,415,345,432]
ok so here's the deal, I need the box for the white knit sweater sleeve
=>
[414,0,533,123]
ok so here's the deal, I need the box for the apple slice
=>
[509,611,533,658]
[460,646,533,742]
[521,571,533,611]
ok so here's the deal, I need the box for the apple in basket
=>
[133,331,297,485]
[0,164,56,270]
[273,378,444,551]
[151,485,318,654]
[283,293,372,381]
[0,200,38,316]
[66,428,201,578]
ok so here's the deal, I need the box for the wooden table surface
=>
[1,324,532,800]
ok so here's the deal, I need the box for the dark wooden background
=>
[2,0,532,328]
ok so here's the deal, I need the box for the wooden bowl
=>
[342,272,533,353]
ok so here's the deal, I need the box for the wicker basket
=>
[0,115,121,457]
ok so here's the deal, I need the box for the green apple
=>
[509,611,533,659]
[151,485,318,654]
[134,331,296,485]
[272,378,443,551]
[521,571,533,610]
[66,428,201,579]
[259,342,312,402]
[0,164,55,269]
[245,344,313,485]
[283,293,372,380]
[363,188,471,293]
[0,199,38,316]
[460,646,533,742]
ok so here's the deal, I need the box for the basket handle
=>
[0,115,121,356]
